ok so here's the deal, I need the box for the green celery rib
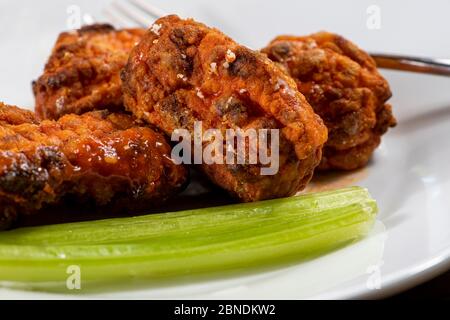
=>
[0,187,377,291]
[0,187,373,245]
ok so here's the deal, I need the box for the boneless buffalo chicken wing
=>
[33,24,145,120]
[121,16,328,202]
[263,32,396,170]
[0,103,187,228]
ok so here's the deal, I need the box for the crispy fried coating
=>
[262,32,396,170]
[0,102,187,227]
[33,24,145,120]
[121,16,327,202]
[0,104,38,125]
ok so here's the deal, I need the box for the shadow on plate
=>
[15,168,368,228]
[395,104,450,135]
[14,169,235,228]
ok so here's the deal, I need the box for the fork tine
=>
[127,0,167,19]
[111,1,152,27]
[103,6,133,28]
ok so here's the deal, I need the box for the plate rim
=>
[314,247,450,299]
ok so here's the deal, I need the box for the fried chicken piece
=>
[33,24,145,120]
[0,102,187,228]
[121,15,327,202]
[262,32,396,170]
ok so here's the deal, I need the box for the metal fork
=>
[104,0,450,77]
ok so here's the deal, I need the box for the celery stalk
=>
[0,187,377,291]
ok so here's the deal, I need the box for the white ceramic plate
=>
[0,0,449,299]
